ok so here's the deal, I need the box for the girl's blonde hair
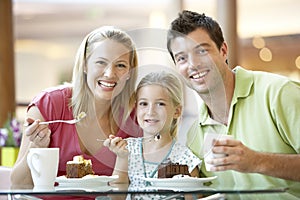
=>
[70,26,138,132]
[133,71,183,138]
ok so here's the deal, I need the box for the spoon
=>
[97,132,161,142]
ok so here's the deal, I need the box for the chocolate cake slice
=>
[66,155,94,178]
[158,160,190,178]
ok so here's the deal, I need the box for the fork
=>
[24,112,87,126]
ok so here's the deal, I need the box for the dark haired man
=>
[167,10,300,197]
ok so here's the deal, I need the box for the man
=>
[167,10,300,197]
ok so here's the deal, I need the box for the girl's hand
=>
[25,118,51,148]
[103,135,129,158]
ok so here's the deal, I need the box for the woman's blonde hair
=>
[70,26,138,132]
[133,71,183,138]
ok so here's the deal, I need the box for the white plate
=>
[143,176,217,188]
[55,175,118,187]
[55,185,116,192]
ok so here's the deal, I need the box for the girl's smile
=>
[136,84,180,137]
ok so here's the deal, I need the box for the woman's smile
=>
[97,80,117,89]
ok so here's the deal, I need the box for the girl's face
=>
[86,39,131,101]
[136,85,181,136]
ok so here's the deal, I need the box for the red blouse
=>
[28,85,141,177]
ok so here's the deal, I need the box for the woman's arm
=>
[10,106,51,187]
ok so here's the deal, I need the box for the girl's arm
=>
[104,135,129,183]
[112,156,129,183]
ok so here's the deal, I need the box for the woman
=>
[11,26,141,186]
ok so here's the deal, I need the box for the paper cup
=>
[203,133,233,171]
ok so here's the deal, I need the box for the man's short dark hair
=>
[167,10,225,62]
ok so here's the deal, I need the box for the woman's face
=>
[136,85,181,136]
[86,39,131,101]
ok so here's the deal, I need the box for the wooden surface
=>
[0,0,16,126]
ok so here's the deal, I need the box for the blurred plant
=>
[0,117,22,147]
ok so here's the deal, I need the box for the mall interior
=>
[1,0,300,127]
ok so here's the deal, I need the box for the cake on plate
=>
[66,155,95,178]
[158,160,190,178]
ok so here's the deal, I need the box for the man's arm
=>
[209,139,300,181]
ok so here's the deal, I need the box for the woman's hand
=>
[25,118,51,148]
[103,135,129,158]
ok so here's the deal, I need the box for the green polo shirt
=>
[187,67,300,197]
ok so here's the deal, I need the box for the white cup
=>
[27,148,59,190]
[203,133,233,171]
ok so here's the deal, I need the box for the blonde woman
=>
[11,26,141,186]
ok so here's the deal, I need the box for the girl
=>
[104,71,201,187]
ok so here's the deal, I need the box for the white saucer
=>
[55,175,118,187]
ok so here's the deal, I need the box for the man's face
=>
[170,28,228,95]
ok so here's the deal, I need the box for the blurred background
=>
[2,0,300,124]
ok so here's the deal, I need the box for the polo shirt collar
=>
[232,66,254,104]
[198,66,254,126]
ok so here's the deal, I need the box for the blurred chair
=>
[0,166,11,189]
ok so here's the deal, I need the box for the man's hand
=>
[207,138,260,173]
